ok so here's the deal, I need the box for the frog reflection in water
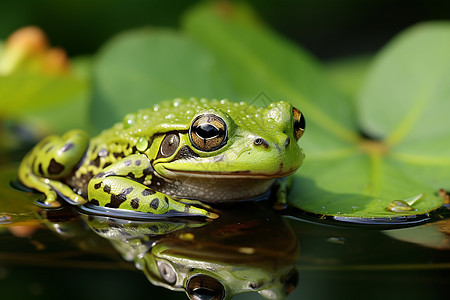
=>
[83,203,299,300]
[18,98,305,218]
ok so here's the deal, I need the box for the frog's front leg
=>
[18,130,89,208]
[87,154,218,219]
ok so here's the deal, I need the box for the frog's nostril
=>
[254,138,269,148]
[285,137,291,147]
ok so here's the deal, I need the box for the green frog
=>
[18,98,305,218]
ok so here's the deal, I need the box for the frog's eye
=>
[292,107,305,140]
[186,274,225,300]
[189,114,227,152]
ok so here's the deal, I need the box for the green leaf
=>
[326,55,372,101]
[0,73,90,133]
[183,4,446,218]
[91,29,237,130]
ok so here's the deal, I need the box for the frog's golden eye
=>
[189,114,227,152]
[186,274,225,300]
[292,107,305,140]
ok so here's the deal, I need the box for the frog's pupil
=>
[196,124,219,139]
[294,115,305,131]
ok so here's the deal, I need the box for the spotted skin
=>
[88,154,212,216]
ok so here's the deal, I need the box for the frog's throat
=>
[151,166,283,202]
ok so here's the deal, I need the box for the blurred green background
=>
[1,0,449,60]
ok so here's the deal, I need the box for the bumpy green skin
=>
[18,98,305,218]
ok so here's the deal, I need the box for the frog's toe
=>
[35,198,61,208]
[57,193,87,206]
[206,211,219,219]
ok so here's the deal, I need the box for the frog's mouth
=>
[159,166,296,179]
[151,165,295,203]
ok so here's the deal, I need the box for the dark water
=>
[0,166,449,300]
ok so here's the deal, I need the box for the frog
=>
[18,98,305,219]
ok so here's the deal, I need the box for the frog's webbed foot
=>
[272,177,292,210]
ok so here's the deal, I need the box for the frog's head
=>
[146,99,305,202]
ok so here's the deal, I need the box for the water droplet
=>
[136,137,148,152]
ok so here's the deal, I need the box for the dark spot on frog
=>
[38,163,44,175]
[135,160,141,166]
[113,152,125,159]
[127,172,136,180]
[130,198,140,209]
[48,158,65,175]
[124,160,132,166]
[92,145,97,153]
[184,204,191,213]
[91,156,101,167]
[94,182,102,189]
[103,184,111,194]
[61,143,74,152]
[107,193,127,208]
[89,199,100,206]
[142,188,154,196]
[143,164,155,176]
[150,198,159,210]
